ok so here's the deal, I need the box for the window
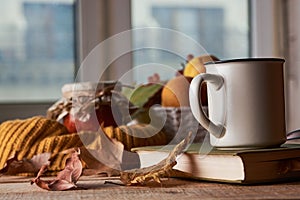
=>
[0,0,76,121]
[0,0,76,102]
[285,0,300,132]
[131,0,249,83]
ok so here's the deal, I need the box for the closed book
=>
[131,143,300,184]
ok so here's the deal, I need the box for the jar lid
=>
[62,81,118,98]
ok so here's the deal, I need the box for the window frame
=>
[250,0,285,58]
[0,0,282,122]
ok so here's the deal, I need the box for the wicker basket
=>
[151,106,208,144]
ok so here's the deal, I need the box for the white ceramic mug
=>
[189,58,286,149]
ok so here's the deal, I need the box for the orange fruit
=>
[183,54,219,78]
[161,76,192,107]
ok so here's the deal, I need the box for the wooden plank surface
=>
[0,175,300,200]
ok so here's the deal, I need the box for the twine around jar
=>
[46,82,135,126]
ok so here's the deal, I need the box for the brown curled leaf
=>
[31,148,82,191]
[0,152,51,175]
[56,148,82,184]
[120,131,193,185]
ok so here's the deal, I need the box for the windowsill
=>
[0,102,54,122]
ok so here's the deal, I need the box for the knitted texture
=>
[0,116,83,172]
[103,124,168,151]
[0,116,169,175]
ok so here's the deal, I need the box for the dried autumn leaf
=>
[120,131,193,185]
[0,152,51,175]
[80,129,124,173]
[31,148,82,191]
[56,149,83,184]
[80,147,120,177]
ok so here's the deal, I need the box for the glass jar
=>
[48,81,124,133]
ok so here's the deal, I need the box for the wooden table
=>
[0,175,299,200]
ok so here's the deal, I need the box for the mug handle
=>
[189,73,226,138]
